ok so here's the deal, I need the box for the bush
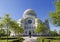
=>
[48,31,58,36]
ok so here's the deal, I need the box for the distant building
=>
[17,9,50,36]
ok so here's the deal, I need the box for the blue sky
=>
[0,0,60,32]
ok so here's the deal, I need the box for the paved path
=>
[23,37,37,42]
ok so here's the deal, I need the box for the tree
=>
[35,21,48,42]
[0,17,4,30]
[34,20,48,35]
[0,17,4,39]
[2,14,11,34]
[0,29,5,36]
[9,20,24,35]
[1,14,24,35]
[54,29,57,33]
[1,14,24,41]
[48,29,58,36]
[58,30,60,35]
[49,0,60,26]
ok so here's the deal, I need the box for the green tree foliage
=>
[0,29,5,35]
[0,22,4,30]
[35,21,48,34]
[9,20,24,34]
[48,30,58,36]
[58,30,60,35]
[0,14,24,35]
[0,17,4,29]
[49,0,60,26]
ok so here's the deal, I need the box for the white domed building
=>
[17,9,50,36]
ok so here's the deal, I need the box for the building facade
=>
[17,9,50,36]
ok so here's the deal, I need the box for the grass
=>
[0,39,23,42]
[37,36,60,42]
[0,39,18,42]
[0,40,8,42]
[1,36,60,42]
[0,36,24,42]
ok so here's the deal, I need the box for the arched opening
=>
[29,31,31,38]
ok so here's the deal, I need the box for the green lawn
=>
[0,36,24,42]
[37,36,60,42]
[0,39,24,42]
[0,40,8,42]
[1,36,60,42]
[0,39,17,42]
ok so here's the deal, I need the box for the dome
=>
[23,9,37,17]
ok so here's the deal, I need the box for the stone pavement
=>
[23,36,37,42]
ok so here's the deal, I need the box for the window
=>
[33,30,35,33]
[24,26,26,29]
[24,26,29,30]
[28,20,32,24]
[25,31,27,34]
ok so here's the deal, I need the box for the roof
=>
[23,9,37,17]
